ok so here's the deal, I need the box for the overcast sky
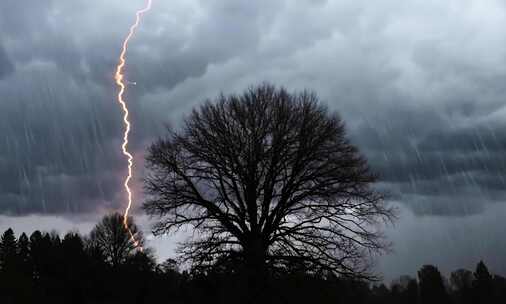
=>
[1,0,506,281]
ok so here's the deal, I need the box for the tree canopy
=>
[89,212,144,267]
[144,83,394,280]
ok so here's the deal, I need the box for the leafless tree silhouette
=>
[144,83,394,280]
[89,213,144,267]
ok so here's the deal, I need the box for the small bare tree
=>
[144,84,394,280]
[89,213,144,267]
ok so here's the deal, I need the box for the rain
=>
[1,0,506,284]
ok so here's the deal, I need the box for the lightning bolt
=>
[114,0,152,249]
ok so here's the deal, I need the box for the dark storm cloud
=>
[0,0,198,214]
[1,0,506,220]
[0,45,14,79]
[2,0,506,283]
[0,64,123,214]
[351,103,506,216]
[355,115,506,184]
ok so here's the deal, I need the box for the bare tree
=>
[144,84,394,280]
[89,213,144,267]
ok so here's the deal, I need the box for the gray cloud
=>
[1,1,506,219]
[1,0,506,281]
[378,203,506,282]
[0,45,14,79]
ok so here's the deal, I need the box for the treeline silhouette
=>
[1,224,505,303]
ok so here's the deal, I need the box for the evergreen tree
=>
[18,233,30,263]
[418,265,449,304]
[472,261,493,303]
[450,269,473,304]
[0,228,18,272]
[17,233,32,276]
[0,228,20,302]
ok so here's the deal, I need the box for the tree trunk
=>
[244,236,269,303]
